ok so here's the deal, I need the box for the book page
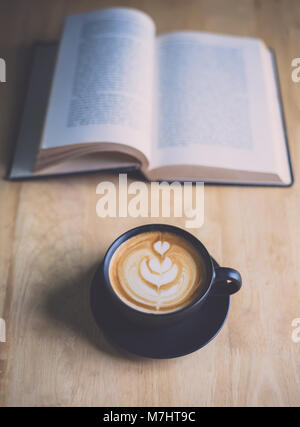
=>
[260,48,291,184]
[41,8,155,161]
[150,32,284,176]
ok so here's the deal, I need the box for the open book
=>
[10,7,293,185]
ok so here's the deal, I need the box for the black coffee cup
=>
[92,224,242,326]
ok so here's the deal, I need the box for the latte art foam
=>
[109,232,207,314]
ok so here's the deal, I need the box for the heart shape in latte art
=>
[153,240,170,256]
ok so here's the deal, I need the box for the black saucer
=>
[90,259,230,359]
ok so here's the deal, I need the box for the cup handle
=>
[210,267,242,296]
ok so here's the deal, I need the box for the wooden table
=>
[0,0,300,407]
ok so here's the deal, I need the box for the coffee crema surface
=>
[108,231,207,314]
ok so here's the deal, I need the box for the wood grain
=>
[0,0,300,407]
